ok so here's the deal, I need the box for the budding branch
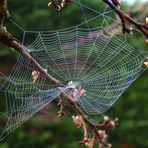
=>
[103,0,148,39]
[0,0,147,147]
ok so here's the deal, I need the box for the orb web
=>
[0,0,147,141]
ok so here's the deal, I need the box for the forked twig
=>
[57,95,65,117]
[102,0,148,39]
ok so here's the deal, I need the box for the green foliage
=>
[0,117,82,148]
[0,0,148,148]
[109,71,148,148]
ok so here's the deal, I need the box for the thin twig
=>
[57,95,65,117]
[102,0,148,38]
[0,19,62,86]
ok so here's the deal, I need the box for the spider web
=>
[0,0,147,141]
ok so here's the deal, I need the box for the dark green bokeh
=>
[0,0,148,147]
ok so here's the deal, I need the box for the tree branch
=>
[0,0,62,86]
[102,0,148,39]
[1,31,62,86]
[0,0,9,26]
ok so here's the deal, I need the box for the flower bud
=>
[103,116,109,121]
[109,121,116,127]
[48,0,61,11]
[144,62,148,67]
[32,71,40,83]
[107,144,112,148]
[125,27,133,34]
[146,18,148,27]
[61,0,71,8]
[72,115,82,128]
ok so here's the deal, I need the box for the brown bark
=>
[102,0,148,38]
[0,0,62,86]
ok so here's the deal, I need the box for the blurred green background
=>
[0,0,148,148]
